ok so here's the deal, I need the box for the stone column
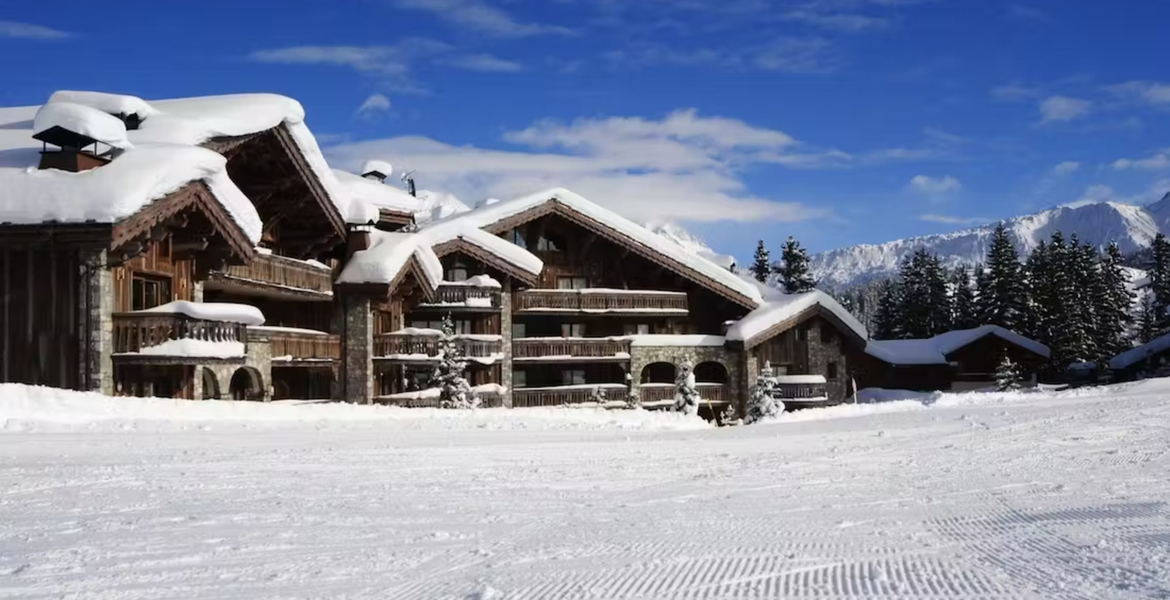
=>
[191,280,204,303]
[499,278,514,408]
[805,320,846,402]
[80,249,114,395]
[338,295,374,404]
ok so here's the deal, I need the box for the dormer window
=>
[31,102,132,173]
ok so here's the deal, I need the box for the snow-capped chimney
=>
[360,159,393,183]
[31,102,132,172]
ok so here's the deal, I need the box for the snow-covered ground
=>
[3,382,1170,599]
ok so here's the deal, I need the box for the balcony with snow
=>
[206,247,335,300]
[414,275,503,312]
[373,328,504,364]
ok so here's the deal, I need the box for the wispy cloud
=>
[780,10,891,32]
[604,37,844,74]
[910,175,962,195]
[1106,81,1170,107]
[356,93,392,117]
[325,109,843,224]
[1038,95,1092,123]
[1053,161,1081,175]
[390,0,573,37]
[438,53,524,72]
[921,214,986,226]
[1005,5,1048,21]
[1113,150,1170,171]
[0,20,71,40]
[752,37,845,73]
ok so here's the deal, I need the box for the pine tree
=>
[777,236,817,294]
[872,279,901,340]
[1043,232,1095,369]
[1151,233,1170,333]
[1096,242,1135,359]
[750,240,771,283]
[895,249,950,338]
[976,223,1027,331]
[926,253,953,334]
[995,354,1023,391]
[625,387,641,409]
[434,313,478,409]
[673,358,700,416]
[951,266,977,329]
[744,362,785,424]
[1137,293,1158,344]
[1024,241,1054,345]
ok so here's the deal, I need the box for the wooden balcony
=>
[416,284,501,311]
[112,313,246,363]
[638,383,726,405]
[249,327,340,364]
[513,338,632,362]
[208,252,334,299]
[514,289,688,315]
[373,333,503,362]
[773,382,828,401]
[512,385,628,408]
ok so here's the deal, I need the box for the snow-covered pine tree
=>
[872,279,902,340]
[1151,233,1170,333]
[744,362,785,424]
[1137,293,1158,344]
[1096,242,1135,359]
[1069,234,1101,362]
[1046,232,1093,370]
[625,387,641,409]
[673,358,700,416]
[976,223,1027,331]
[777,236,817,294]
[951,266,977,330]
[926,252,953,335]
[434,313,478,409]
[995,354,1023,391]
[896,249,949,338]
[588,385,608,406]
[750,240,771,283]
[1024,241,1054,346]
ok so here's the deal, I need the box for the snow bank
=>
[130,339,245,358]
[0,384,710,433]
[34,102,132,149]
[139,301,264,326]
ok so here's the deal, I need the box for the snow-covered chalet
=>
[0,90,867,417]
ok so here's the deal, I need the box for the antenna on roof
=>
[400,170,417,197]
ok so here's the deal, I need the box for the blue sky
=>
[2,1,1169,260]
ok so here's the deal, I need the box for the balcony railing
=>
[512,385,628,408]
[249,327,340,362]
[373,333,503,360]
[514,289,688,314]
[513,338,632,361]
[213,252,334,295]
[638,383,726,404]
[112,313,247,357]
[416,284,501,310]
[773,382,828,400]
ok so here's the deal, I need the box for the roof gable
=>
[866,325,1050,366]
[726,291,868,350]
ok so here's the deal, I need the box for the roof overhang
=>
[111,180,256,264]
[431,237,539,287]
[740,304,867,351]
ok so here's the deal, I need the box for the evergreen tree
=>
[926,253,953,334]
[951,266,977,329]
[1137,293,1159,344]
[777,236,817,293]
[896,249,951,338]
[1024,241,1055,345]
[872,279,902,340]
[1097,242,1135,359]
[976,223,1027,331]
[673,358,700,416]
[995,354,1023,391]
[1151,233,1170,333]
[750,240,771,283]
[434,314,477,409]
[744,362,785,424]
[625,387,641,409]
[1045,232,1094,369]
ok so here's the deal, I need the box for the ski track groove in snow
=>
[4,383,1170,598]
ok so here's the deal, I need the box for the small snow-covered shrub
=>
[745,362,785,424]
[673,358,700,416]
[625,388,641,409]
[995,354,1023,392]
[589,386,607,406]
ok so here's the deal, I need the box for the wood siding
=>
[0,244,86,389]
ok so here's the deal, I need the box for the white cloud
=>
[1107,81,1170,106]
[0,20,70,40]
[438,53,524,72]
[605,38,844,74]
[909,175,962,195]
[1113,150,1170,171]
[751,38,845,73]
[1038,95,1092,123]
[356,93,392,117]
[920,214,986,226]
[1063,180,1170,208]
[391,0,573,37]
[780,11,890,31]
[325,110,836,224]
[1053,161,1081,175]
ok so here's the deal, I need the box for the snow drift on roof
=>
[34,102,132,149]
[360,159,393,177]
[138,301,265,326]
[423,226,543,277]
[48,90,158,120]
[725,290,867,344]
[423,188,761,305]
[866,325,1050,365]
[332,169,419,215]
[337,231,443,289]
[1109,332,1170,370]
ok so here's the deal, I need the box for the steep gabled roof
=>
[866,325,1050,366]
[422,188,762,308]
[337,231,443,294]
[725,289,868,349]
[1110,332,1170,370]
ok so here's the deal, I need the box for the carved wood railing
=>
[512,387,613,408]
[513,338,632,360]
[260,331,341,361]
[773,382,828,400]
[417,284,501,309]
[514,290,688,313]
[373,333,502,359]
[113,313,246,355]
[638,383,725,403]
[214,252,333,295]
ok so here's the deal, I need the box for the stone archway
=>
[229,366,264,401]
[640,362,677,384]
[201,367,221,400]
[694,361,729,384]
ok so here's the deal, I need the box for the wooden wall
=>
[1,245,85,389]
[111,237,195,312]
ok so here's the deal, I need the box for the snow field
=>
[2,381,1170,598]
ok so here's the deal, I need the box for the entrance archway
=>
[229,367,264,401]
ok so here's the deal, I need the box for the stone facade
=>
[80,249,114,396]
[629,344,741,407]
[804,319,849,403]
[499,279,514,408]
[337,296,374,404]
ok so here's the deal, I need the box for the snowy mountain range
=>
[811,193,1170,289]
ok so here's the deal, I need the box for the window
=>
[827,361,838,380]
[512,370,527,388]
[557,277,588,290]
[623,323,651,335]
[445,267,469,281]
[561,323,584,337]
[512,323,526,339]
[562,369,586,386]
[537,235,563,252]
[131,274,172,310]
[796,326,807,342]
[509,228,528,249]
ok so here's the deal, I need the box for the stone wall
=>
[337,296,374,403]
[499,279,514,408]
[801,319,849,403]
[80,249,114,395]
[629,345,741,407]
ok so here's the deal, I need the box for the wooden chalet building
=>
[1108,333,1170,382]
[857,325,1050,392]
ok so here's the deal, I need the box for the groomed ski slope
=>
[2,382,1170,599]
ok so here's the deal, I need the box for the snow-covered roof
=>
[360,159,393,178]
[417,224,543,278]
[337,231,443,290]
[137,301,265,326]
[332,168,419,216]
[48,90,159,120]
[1110,333,1170,370]
[866,325,1050,366]
[33,102,133,149]
[725,290,867,346]
[422,188,761,305]
[626,335,726,347]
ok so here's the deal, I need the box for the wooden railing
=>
[774,382,828,400]
[417,284,501,309]
[259,330,341,361]
[638,383,726,403]
[512,387,619,408]
[113,313,246,355]
[513,338,632,360]
[514,290,688,313]
[378,390,504,409]
[215,252,333,295]
[373,333,502,359]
